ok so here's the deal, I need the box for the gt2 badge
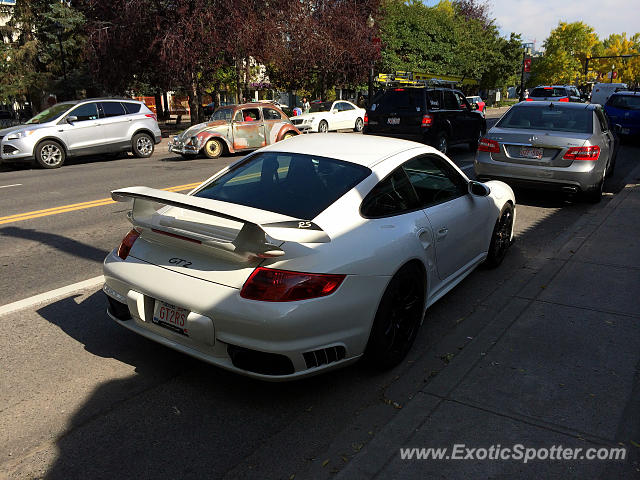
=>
[169,257,192,268]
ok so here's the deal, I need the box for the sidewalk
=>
[337,168,640,478]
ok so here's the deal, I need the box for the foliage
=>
[595,33,640,84]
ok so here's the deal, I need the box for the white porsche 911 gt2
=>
[103,134,515,381]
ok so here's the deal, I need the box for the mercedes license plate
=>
[387,117,400,125]
[153,300,189,336]
[520,147,543,159]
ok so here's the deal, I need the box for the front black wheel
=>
[364,263,425,369]
[485,203,514,268]
[433,133,448,154]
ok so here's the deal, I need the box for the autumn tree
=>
[595,33,640,84]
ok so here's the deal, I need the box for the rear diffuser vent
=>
[303,346,346,369]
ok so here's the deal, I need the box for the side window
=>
[122,102,141,114]
[403,155,468,207]
[240,108,261,122]
[263,108,282,120]
[595,108,608,132]
[361,168,419,218]
[69,103,99,122]
[454,92,468,109]
[340,102,355,111]
[100,102,126,118]
[443,91,459,110]
[427,90,442,110]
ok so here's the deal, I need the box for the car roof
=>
[258,133,424,167]
[514,101,594,110]
[610,91,640,96]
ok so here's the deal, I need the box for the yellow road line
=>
[0,182,202,225]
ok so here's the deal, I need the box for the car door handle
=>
[437,228,448,239]
[417,228,431,249]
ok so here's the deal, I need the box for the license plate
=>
[153,300,189,336]
[519,147,543,159]
[387,117,400,125]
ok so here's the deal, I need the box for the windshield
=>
[607,95,640,110]
[530,87,567,98]
[194,151,371,219]
[309,102,333,113]
[25,103,74,124]
[496,105,593,133]
[210,107,234,121]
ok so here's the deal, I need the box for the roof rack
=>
[376,71,477,88]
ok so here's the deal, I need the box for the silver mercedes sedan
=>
[474,102,618,202]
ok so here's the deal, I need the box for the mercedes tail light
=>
[525,98,534,101]
[563,146,600,161]
[557,97,569,102]
[477,138,500,153]
[240,267,346,302]
[421,114,433,127]
[364,113,368,125]
[117,229,140,260]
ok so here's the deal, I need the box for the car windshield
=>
[607,95,640,110]
[530,87,567,98]
[309,102,333,113]
[24,103,74,124]
[193,151,371,219]
[210,107,234,121]
[371,89,425,113]
[496,105,593,133]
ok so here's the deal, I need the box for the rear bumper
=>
[474,152,605,192]
[363,127,432,144]
[102,250,386,381]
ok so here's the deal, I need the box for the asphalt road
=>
[1,124,639,479]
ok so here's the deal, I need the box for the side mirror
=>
[66,115,78,124]
[468,180,491,197]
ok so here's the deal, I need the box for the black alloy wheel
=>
[485,203,514,268]
[364,263,425,369]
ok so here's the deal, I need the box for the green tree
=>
[595,33,640,84]
[529,21,602,85]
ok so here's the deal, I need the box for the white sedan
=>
[103,134,515,380]
[289,100,365,133]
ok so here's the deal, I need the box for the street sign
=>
[524,58,531,73]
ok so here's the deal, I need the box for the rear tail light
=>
[394,88,405,92]
[421,114,433,127]
[477,137,500,153]
[117,229,140,260]
[240,267,346,302]
[563,145,600,161]
[364,113,368,125]
[525,98,533,101]
[145,113,158,121]
[557,97,569,102]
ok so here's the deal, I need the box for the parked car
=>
[474,101,618,203]
[604,91,640,137]
[590,82,628,106]
[168,103,299,159]
[289,100,365,133]
[0,98,161,169]
[103,134,515,380]
[466,95,486,116]
[363,86,486,154]
[526,86,583,103]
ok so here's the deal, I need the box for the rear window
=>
[606,95,640,110]
[530,87,568,98]
[371,89,425,114]
[194,152,371,219]
[496,105,593,133]
[122,102,142,114]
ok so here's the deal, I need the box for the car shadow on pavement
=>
[0,226,108,263]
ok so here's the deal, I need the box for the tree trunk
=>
[189,76,199,124]
[245,57,251,101]
[235,59,243,104]
[154,90,162,119]
[162,92,169,119]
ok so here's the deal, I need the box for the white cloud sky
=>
[490,0,640,49]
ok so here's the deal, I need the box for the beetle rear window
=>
[194,152,371,219]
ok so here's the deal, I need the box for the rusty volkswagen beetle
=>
[168,103,300,159]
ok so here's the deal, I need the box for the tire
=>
[203,138,223,158]
[35,140,65,169]
[318,120,329,133]
[484,203,514,268]
[469,129,482,153]
[584,177,604,203]
[354,117,364,132]
[281,131,296,141]
[433,132,448,154]
[605,151,616,179]
[132,133,154,158]
[364,263,426,369]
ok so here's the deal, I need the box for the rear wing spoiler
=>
[111,186,330,260]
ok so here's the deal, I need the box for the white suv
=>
[0,98,162,168]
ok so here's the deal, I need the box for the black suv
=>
[363,87,486,154]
